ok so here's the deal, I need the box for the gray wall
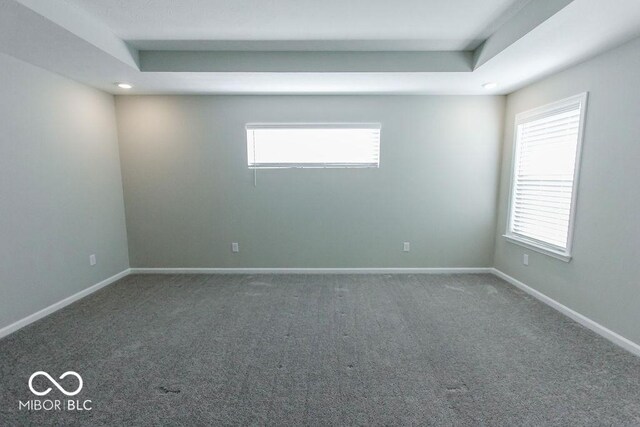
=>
[0,53,129,330]
[116,95,504,268]
[494,37,640,344]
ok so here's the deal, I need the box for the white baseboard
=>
[491,268,640,358]
[129,267,493,275]
[0,268,131,340]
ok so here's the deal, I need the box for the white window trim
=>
[245,123,382,169]
[503,92,589,262]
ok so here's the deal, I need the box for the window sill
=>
[503,235,572,263]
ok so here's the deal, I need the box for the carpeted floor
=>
[1,273,639,426]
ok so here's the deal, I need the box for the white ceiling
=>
[2,0,640,95]
[62,0,527,51]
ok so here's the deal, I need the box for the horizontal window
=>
[505,93,588,260]
[246,124,381,168]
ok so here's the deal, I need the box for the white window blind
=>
[246,124,381,168]
[506,93,587,260]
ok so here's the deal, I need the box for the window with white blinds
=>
[246,124,381,168]
[505,93,587,260]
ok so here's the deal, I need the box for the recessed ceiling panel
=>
[62,0,527,50]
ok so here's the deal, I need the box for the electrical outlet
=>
[89,254,97,266]
[403,242,410,252]
[231,242,239,253]
[523,254,529,266]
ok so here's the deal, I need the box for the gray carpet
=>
[1,274,639,426]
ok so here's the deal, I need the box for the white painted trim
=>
[491,268,640,358]
[503,235,571,262]
[129,267,492,275]
[0,268,131,340]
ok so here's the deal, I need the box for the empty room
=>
[1,0,640,424]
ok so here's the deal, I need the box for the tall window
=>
[246,124,381,168]
[505,93,588,261]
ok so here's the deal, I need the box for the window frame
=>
[245,123,381,169]
[503,92,588,262]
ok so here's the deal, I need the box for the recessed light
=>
[117,83,132,89]
[482,82,498,89]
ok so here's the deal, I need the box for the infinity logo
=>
[28,371,83,396]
